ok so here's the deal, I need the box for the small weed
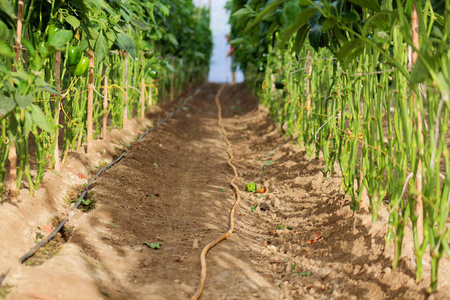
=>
[262,160,274,168]
[100,291,110,298]
[219,188,225,192]
[245,182,256,192]
[144,242,161,249]
[96,161,109,169]
[71,192,96,212]
[250,203,258,212]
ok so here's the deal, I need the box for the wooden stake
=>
[305,50,312,118]
[14,0,23,68]
[411,3,423,246]
[87,49,94,154]
[123,57,128,127]
[148,81,153,111]
[8,140,17,203]
[9,0,23,203]
[102,68,109,139]
[170,61,175,102]
[53,50,61,172]
[141,78,145,120]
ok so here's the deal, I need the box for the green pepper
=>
[71,56,89,76]
[47,25,60,41]
[68,46,81,66]
[148,69,158,79]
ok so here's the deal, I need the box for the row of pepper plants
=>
[0,0,213,202]
[227,0,449,292]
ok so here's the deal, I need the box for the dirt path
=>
[1,83,449,299]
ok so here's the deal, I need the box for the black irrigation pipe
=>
[19,87,203,264]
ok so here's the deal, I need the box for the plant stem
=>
[87,49,94,154]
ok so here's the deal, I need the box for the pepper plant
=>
[228,0,450,291]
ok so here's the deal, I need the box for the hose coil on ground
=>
[192,85,242,299]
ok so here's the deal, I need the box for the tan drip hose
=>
[191,84,242,299]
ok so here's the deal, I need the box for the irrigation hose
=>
[191,84,242,300]
[19,86,203,264]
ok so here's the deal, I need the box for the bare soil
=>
[0,83,449,300]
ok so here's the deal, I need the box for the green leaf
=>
[166,33,179,46]
[14,94,33,109]
[8,113,19,139]
[105,29,115,48]
[22,40,35,53]
[81,199,92,205]
[159,4,170,16]
[109,14,121,25]
[280,7,319,46]
[229,38,246,46]
[0,94,16,116]
[219,188,225,192]
[336,38,363,61]
[48,30,73,49]
[294,25,309,56]
[0,40,14,58]
[281,0,300,26]
[131,19,149,30]
[163,61,176,73]
[410,53,438,84]
[251,203,258,212]
[0,0,16,22]
[94,30,109,65]
[245,0,284,33]
[0,19,10,40]
[321,17,338,31]
[308,23,322,52]
[363,11,397,33]
[115,32,136,58]
[347,0,380,12]
[34,77,58,94]
[30,104,51,133]
[144,242,161,249]
[22,111,32,136]
[86,0,109,9]
[341,10,360,23]
[233,7,255,19]
[437,72,449,92]
[65,16,80,29]
[86,25,99,50]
